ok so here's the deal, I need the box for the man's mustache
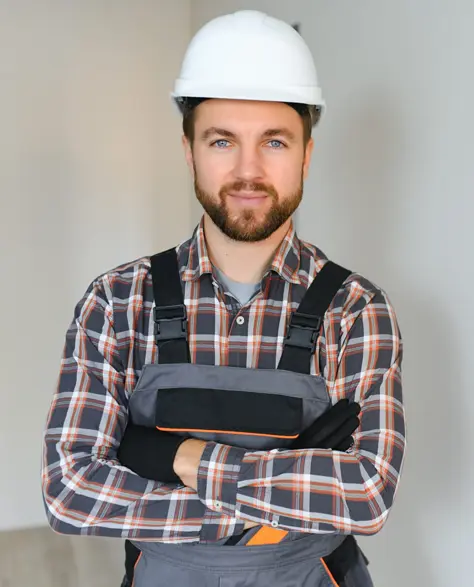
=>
[220,181,278,198]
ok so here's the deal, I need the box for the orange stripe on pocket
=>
[320,557,339,587]
[156,426,299,440]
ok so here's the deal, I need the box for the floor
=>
[0,526,125,587]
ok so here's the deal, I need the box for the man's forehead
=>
[194,99,303,134]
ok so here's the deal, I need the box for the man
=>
[42,10,405,587]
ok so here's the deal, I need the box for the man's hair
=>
[178,98,320,146]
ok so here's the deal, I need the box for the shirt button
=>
[271,519,278,528]
[214,501,222,510]
[236,316,245,325]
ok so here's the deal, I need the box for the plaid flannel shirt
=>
[42,218,405,542]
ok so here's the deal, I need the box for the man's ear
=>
[182,135,194,179]
[303,137,314,180]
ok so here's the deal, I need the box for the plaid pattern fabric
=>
[42,217,405,542]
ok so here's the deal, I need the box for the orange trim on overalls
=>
[131,551,142,587]
[245,526,289,546]
[156,426,299,440]
[320,557,339,587]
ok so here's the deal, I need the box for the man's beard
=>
[194,171,304,243]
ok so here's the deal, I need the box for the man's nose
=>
[232,144,265,183]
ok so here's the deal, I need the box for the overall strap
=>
[277,261,352,374]
[150,248,190,364]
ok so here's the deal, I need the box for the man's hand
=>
[172,440,259,530]
[172,438,207,491]
[291,398,361,451]
[117,424,188,483]
[117,426,207,490]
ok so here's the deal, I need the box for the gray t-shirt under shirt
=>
[213,266,260,306]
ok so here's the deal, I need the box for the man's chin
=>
[219,221,278,243]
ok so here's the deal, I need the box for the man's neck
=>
[203,214,292,284]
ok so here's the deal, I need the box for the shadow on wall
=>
[317,91,465,586]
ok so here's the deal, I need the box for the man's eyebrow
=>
[200,127,237,141]
[200,127,298,142]
[261,128,297,142]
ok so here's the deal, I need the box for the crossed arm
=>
[41,278,405,542]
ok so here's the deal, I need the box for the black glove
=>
[117,424,188,483]
[291,399,361,451]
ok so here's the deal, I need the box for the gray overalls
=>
[126,248,374,587]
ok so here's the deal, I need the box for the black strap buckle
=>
[153,304,187,342]
[284,312,322,352]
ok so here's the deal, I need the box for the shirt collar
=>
[180,216,302,285]
[267,222,301,284]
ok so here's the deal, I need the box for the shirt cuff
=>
[199,507,246,543]
[197,441,246,517]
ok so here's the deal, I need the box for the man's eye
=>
[268,140,285,148]
[212,139,230,148]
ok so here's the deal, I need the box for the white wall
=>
[191,2,474,586]
[0,0,191,531]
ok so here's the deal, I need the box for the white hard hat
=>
[172,10,325,124]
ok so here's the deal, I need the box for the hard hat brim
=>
[172,81,325,109]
